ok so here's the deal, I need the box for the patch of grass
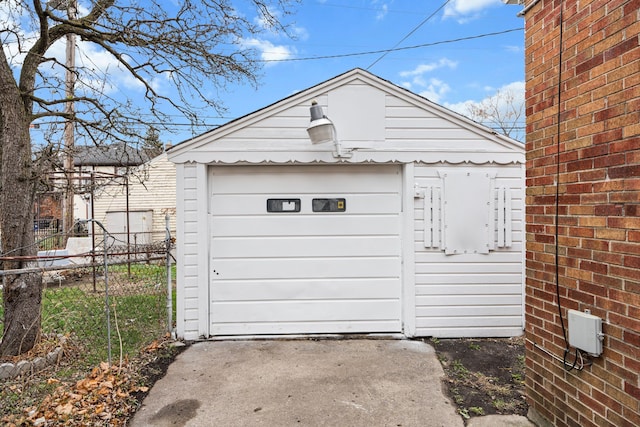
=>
[468,343,481,350]
[109,263,176,282]
[1,387,25,417]
[450,387,464,405]
[493,399,507,411]
[511,372,524,385]
[38,285,166,366]
[42,286,103,333]
[451,360,470,379]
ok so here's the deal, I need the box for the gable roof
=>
[73,143,149,167]
[168,68,524,165]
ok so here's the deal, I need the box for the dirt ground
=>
[429,336,527,420]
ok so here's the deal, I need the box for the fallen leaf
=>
[55,403,74,415]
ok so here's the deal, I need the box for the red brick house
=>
[517,0,639,425]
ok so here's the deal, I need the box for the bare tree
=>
[0,0,295,356]
[465,87,525,142]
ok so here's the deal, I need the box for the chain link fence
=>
[0,220,175,379]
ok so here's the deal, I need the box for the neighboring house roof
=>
[90,151,177,243]
[73,143,149,167]
[168,68,525,165]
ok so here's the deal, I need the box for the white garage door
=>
[209,165,403,335]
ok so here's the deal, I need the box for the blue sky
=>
[4,0,526,145]
[187,0,526,144]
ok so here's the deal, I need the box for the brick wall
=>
[524,0,639,426]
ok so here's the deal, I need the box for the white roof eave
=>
[169,148,525,166]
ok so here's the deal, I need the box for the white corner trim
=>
[174,164,186,339]
[402,163,417,337]
[197,164,210,338]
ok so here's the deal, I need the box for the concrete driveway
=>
[130,338,464,427]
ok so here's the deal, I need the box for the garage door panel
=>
[211,166,400,194]
[212,279,401,301]
[210,320,401,335]
[211,194,401,215]
[211,236,401,258]
[212,258,401,280]
[212,215,400,237]
[211,300,401,323]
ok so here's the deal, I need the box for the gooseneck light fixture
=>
[306,101,351,158]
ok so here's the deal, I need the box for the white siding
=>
[92,154,176,243]
[413,164,524,337]
[384,96,514,151]
[175,163,203,340]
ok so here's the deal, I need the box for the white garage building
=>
[168,69,525,340]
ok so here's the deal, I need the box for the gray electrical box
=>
[568,309,603,357]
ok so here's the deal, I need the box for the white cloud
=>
[1,2,143,98]
[445,80,525,140]
[376,4,389,20]
[365,0,391,20]
[399,58,458,77]
[417,78,451,103]
[1,1,38,67]
[73,41,146,95]
[501,80,525,100]
[292,25,309,42]
[149,71,174,94]
[254,5,307,41]
[446,80,524,114]
[242,38,295,64]
[231,5,302,65]
[444,0,502,22]
[0,0,23,28]
[398,59,457,101]
[444,99,475,116]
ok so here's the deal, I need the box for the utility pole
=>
[60,0,77,243]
